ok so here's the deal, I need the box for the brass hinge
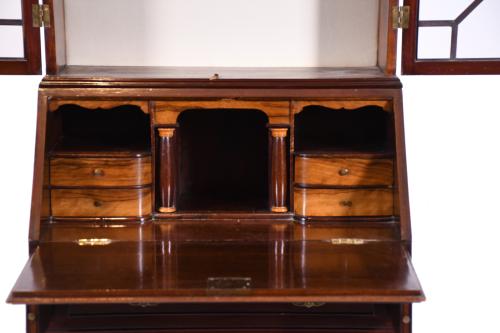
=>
[392,5,410,29]
[32,4,51,28]
[330,238,366,245]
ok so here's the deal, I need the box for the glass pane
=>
[0,25,24,58]
[457,0,500,58]
[419,0,473,21]
[416,0,499,61]
[0,0,22,20]
[417,27,452,59]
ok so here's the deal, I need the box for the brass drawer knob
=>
[338,168,350,176]
[340,200,353,207]
[93,200,103,207]
[92,168,105,177]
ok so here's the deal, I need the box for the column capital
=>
[270,128,288,138]
[158,128,175,138]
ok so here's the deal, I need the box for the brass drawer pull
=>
[340,200,352,207]
[93,200,103,207]
[338,168,350,176]
[92,168,105,177]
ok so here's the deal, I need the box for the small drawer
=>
[51,188,152,218]
[295,156,393,186]
[294,188,393,217]
[50,157,151,187]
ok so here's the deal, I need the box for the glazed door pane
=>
[0,0,41,74]
[0,0,22,19]
[402,0,500,74]
[0,25,24,58]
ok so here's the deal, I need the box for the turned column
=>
[158,128,177,213]
[269,128,288,213]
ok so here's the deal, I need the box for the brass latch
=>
[207,277,251,290]
[77,238,112,246]
[32,4,51,28]
[392,6,410,29]
[330,238,366,245]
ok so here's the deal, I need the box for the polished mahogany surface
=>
[39,66,402,89]
[9,239,423,304]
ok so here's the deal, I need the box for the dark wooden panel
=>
[43,303,398,332]
[8,241,424,304]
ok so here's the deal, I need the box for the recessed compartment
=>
[49,104,151,153]
[294,104,394,154]
[171,109,269,211]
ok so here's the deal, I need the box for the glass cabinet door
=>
[0,0,41,74]
[402,0,500,74]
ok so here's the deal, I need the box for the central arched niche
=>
[177,109,269,211]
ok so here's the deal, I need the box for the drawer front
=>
[295,156,393,186]
[50,157,151,187]
[294,188,393,217]
[51,188,152,217]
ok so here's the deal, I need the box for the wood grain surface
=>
[295,156,393,186]
[155,100,289,125]
[51,188,152,217]
[50,157,152,187]
[294,188,393,217]
[8,241,424,304]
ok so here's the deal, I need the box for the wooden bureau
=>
[12,0,491,332]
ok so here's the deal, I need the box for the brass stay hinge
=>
[392,5,410,29]
[32,4,51,28]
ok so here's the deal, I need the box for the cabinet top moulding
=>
[39,67,402,90]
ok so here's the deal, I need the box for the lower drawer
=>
[51,188,152,218]
[43,303,400,333]
[294,188,393,217]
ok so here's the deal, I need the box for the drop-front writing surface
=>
[63,0,381,68]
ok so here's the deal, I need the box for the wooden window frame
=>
[402,0,500,75]
[0,0,41,75]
